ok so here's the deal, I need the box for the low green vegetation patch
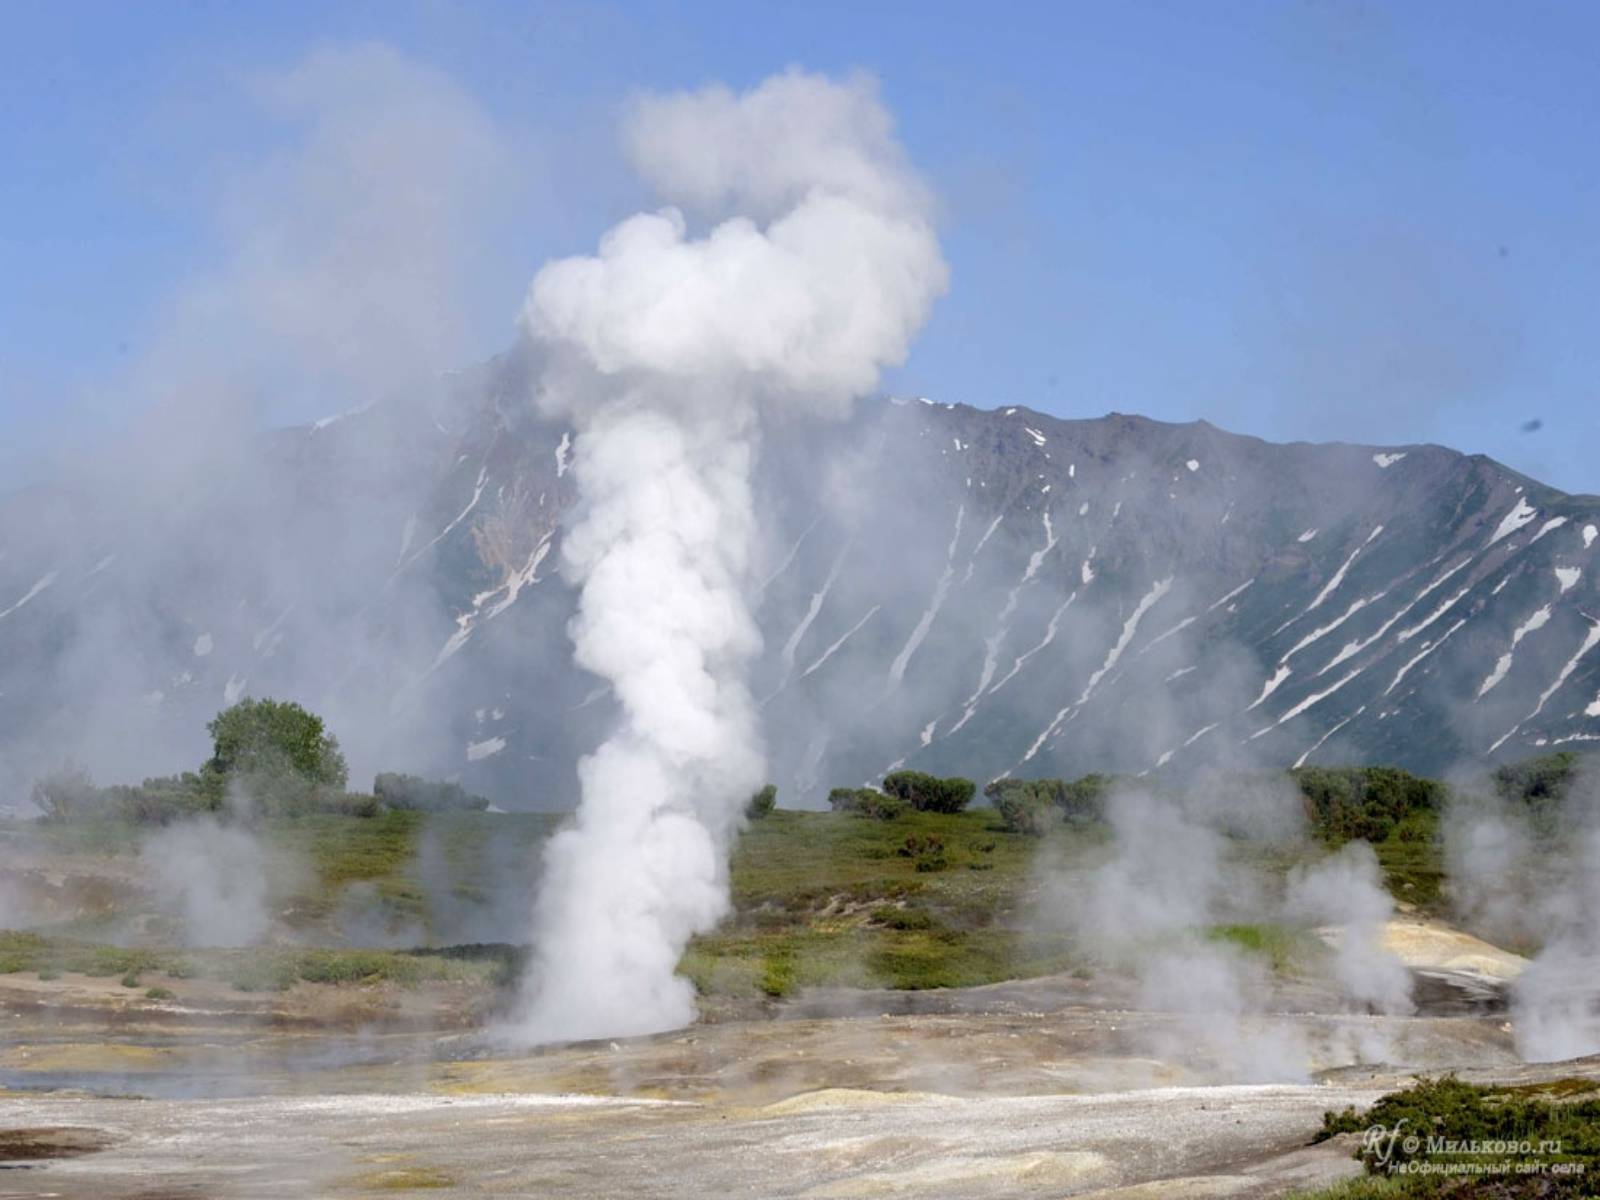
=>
[10,726,1594,1005]
[682,805,1093,994]
[680,926,1077,996]
[0,931,497,993]
[1301,1075,1600,1197]
[1207,923,1315,973]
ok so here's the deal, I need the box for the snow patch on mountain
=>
[1020,576,1173,764]
[0,572,57,622]
[801,605,880,679]
[1490,498,1538,546]
[888,506,964,689]
[1490,618,1600,752]
[1294,706,1365,768]
[989,592,1077,695]
[1248,665,1293,712]
[1284,593,1383,664]
[1280,665,1366,723]
[1531,516,1567,544]
[467,736,506,762]
[1477,604,1553,697]
[1302,531,1379,619]
[781,545,849,676]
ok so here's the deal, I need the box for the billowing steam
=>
[1285,840,1415,1017]
[511,71,947,1041]
[1445,766,1600,1061]
[1050,782,1414,1081]
[140,817,272,948]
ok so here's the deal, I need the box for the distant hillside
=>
[3,350,1597,807]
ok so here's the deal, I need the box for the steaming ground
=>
[4,916,1592,1198]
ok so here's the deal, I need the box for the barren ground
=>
[2,918,1593,1199]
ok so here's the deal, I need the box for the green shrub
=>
[29,764,103,821]
[759,948,796,998]
[984,775,1110,829]
[144,986,175,1001]
[828,787,907,820]
[898,833,949,872]
[882,771,975,814]
[871,905,939,931]
[1055,774,1113,823]
[1292,766,1444,845]
[1492,750,1588,838]
[1493,749,1580,806]
[1317,1075,1600,1182]
[372,772,488,814]
[228,960,298,993]
[746,784,777,820]
[120,970,141,988]
[985,781,1057,835]
[101,773,215,824]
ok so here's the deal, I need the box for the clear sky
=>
[3,1,1597,492]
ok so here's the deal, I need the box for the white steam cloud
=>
[1445,770,1600,1061]
[1052,783,1414,1081]
[512,71,947,1041]
[1285,840,1415,1017]
[141,817,272,948]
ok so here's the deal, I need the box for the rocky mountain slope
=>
[3,352,1597,808]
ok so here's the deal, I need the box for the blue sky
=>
[3,1,1597,492]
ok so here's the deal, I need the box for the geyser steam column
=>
[512,71,947,1042]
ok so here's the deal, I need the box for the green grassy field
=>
[0,799,1447,997]
[0,929,503,992]
[686,808,1098,994]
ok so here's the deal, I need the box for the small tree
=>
[985,779,1057,835]
[30,764,101,822]
[202,698,348,810]
[745,784,777,819]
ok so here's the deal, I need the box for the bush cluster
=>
[1292,765,1444,844]
[881,770,975,813]
[1492,750,1582,839]
[1319,1074,1600,1184]
[745,784,778,820]
[372,773,488,814]
[827,787,908,820]
[898,833,948,872]
[30,698,479,824]
[984,774,1112,835]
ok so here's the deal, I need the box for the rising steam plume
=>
[512,71,947,1041]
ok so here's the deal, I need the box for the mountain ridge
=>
[2,365,1596,809]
